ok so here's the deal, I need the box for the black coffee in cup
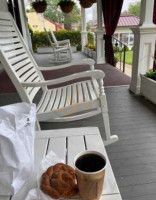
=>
[75,153,106,172]
[74,151,106,200]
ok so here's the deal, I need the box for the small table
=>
[0,127,122,200]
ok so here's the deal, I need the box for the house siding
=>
[27,12,56,32]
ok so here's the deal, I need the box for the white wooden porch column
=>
[81,7,88,52]
[95,0,105,64]
[18,0,33,51]
[130,0,156,94]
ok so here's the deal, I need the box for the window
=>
[114,34,118,39]
[33,25,38,28]
[121,33,128,45]
[130,34,134,42]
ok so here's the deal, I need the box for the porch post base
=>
[81,31,88,52]
[95,30,105,64]
[129,80,141,94]
[130,26,156,94]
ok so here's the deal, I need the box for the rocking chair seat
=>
[37,79,100,122]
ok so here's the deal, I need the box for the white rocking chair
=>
[49,28,71,48]
[44,28,72,62]
[0,12,118,146]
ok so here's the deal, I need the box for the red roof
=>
[92,14,140,29]
[116,14,140,27]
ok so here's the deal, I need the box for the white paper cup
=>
[74,150,106,200]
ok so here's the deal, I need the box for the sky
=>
[85,0,140,21]
[122,0,140,11]
[24,0,140,22]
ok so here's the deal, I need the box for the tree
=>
[63,5,81,30]
[44,0,63,23]
[128,1,141,17]
[43,0,81,30]
[86,22,91,31]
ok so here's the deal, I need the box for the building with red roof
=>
[92,13,140,49]
[113,14,140,27]
[113,14,139,49]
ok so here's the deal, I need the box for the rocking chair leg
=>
[100,95,119,146]
[69,48,72,60]
[58,52,61,60]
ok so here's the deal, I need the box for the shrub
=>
[31,30,94,52]
[122,45,129,51]
[32,31,49,51]
[131,46,134,51]
[54,30,81,45]
[146,69,156,81]
[85,43,96,50]
[28,23,33,37]
[113,46,120,53]
[88,32,94,44]
[77,44,82,51]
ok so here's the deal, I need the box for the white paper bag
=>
[0,102,36,195]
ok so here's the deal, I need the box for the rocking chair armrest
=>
[51,42,58,47]
[38,59,95,71]
[21,70,105,87]
[55,45,69,49]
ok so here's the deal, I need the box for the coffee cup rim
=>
[74,150,107,175]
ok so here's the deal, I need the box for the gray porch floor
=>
[0,86,156,199]
[33,52,87,66]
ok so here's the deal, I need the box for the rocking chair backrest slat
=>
[49,29,57,44]
[44,28,55,52]
[0,12,47,103]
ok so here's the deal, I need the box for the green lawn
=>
[115,50,133,65]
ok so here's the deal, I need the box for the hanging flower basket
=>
[79,0,93,8]
[58,0,75,13]
[32,0,47,13]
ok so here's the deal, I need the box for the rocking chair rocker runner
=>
[44,28,72,62]
[0,11,118,146]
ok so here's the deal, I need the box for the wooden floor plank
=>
[117,172,156,187]
[120,182,156,199]
[108,148,156,160]
[107,142,156,153]
[125,194,156,200]
[113,163,156,177]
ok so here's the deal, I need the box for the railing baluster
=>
[123,46,126,73]
[112,36,127,74]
